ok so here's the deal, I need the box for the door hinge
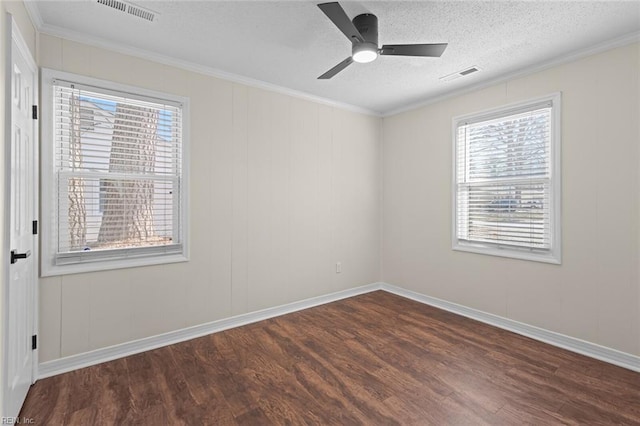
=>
[32,105,38,120]
[32,335,37,350]
[32,220,38,235]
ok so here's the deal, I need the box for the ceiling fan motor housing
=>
[352,13,378,47]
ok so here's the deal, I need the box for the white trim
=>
[385,31,640,117]
[22,1,43,30]
[40,68,190,277]
[42,253,189,277]
[37,281,639,379]
[452,244,561,265]
[37,283,384,379]
[26,25,40,386]
[36,24,381,117]
[1,12,12,418]
[9,21,32,70]
[451,92,562,264]
[41,68,189,112]
[380,283,640,373]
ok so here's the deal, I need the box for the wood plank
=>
[20,291,640,424]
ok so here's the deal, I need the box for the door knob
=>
[10,249,31,264]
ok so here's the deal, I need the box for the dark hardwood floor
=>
[21,291,640,425]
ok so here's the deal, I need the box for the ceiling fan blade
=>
[317,2,364,44]
[380,43,448,57]
[318,57,354,79]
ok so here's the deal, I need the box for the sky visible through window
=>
[79,95,173,141]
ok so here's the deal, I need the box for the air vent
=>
[439,66,481,82]
[97,0,126,12]
[96,0,157,22]
[127,4,155,22]
[459,67,479,76]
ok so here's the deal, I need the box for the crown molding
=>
[25,5,639,118]
[35,23,382,117]
[22,0,43,29]
[384,31,640,117]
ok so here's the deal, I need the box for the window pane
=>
[458,108,550,183]
[457,181,550,249]
[58,175,178,252]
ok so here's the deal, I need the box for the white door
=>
[3,15,38,419]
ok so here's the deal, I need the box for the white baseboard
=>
[380,283,640,373]
[38,281,639,379]
[37,283,383,379]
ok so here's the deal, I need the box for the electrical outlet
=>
[336,262,342,273]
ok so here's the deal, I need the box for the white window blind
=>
[453,95,561,263]
[51,79,184,266]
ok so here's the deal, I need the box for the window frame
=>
[451,93,562,264]
[41,68,190,276]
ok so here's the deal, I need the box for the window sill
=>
[40,253,189,277]
[453,242,561,265]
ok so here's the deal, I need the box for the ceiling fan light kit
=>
[352,44,378,63]
[317,2,447,79]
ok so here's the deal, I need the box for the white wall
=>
[38,34,381,362]
[382,43,640,356]
[0,0,36,416]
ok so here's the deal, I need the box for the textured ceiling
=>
[31,1,640,114]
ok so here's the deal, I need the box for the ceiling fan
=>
[317,2,448,79]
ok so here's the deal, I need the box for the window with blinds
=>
[41,69,189,275]
[453,94,561,263]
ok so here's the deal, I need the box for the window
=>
[79,106,96,132]
[41,69,189,276]
[452,93,561,263]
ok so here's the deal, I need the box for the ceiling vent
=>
[97,0,157,22]
[97,0,126,12]
[439,66,481,82]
